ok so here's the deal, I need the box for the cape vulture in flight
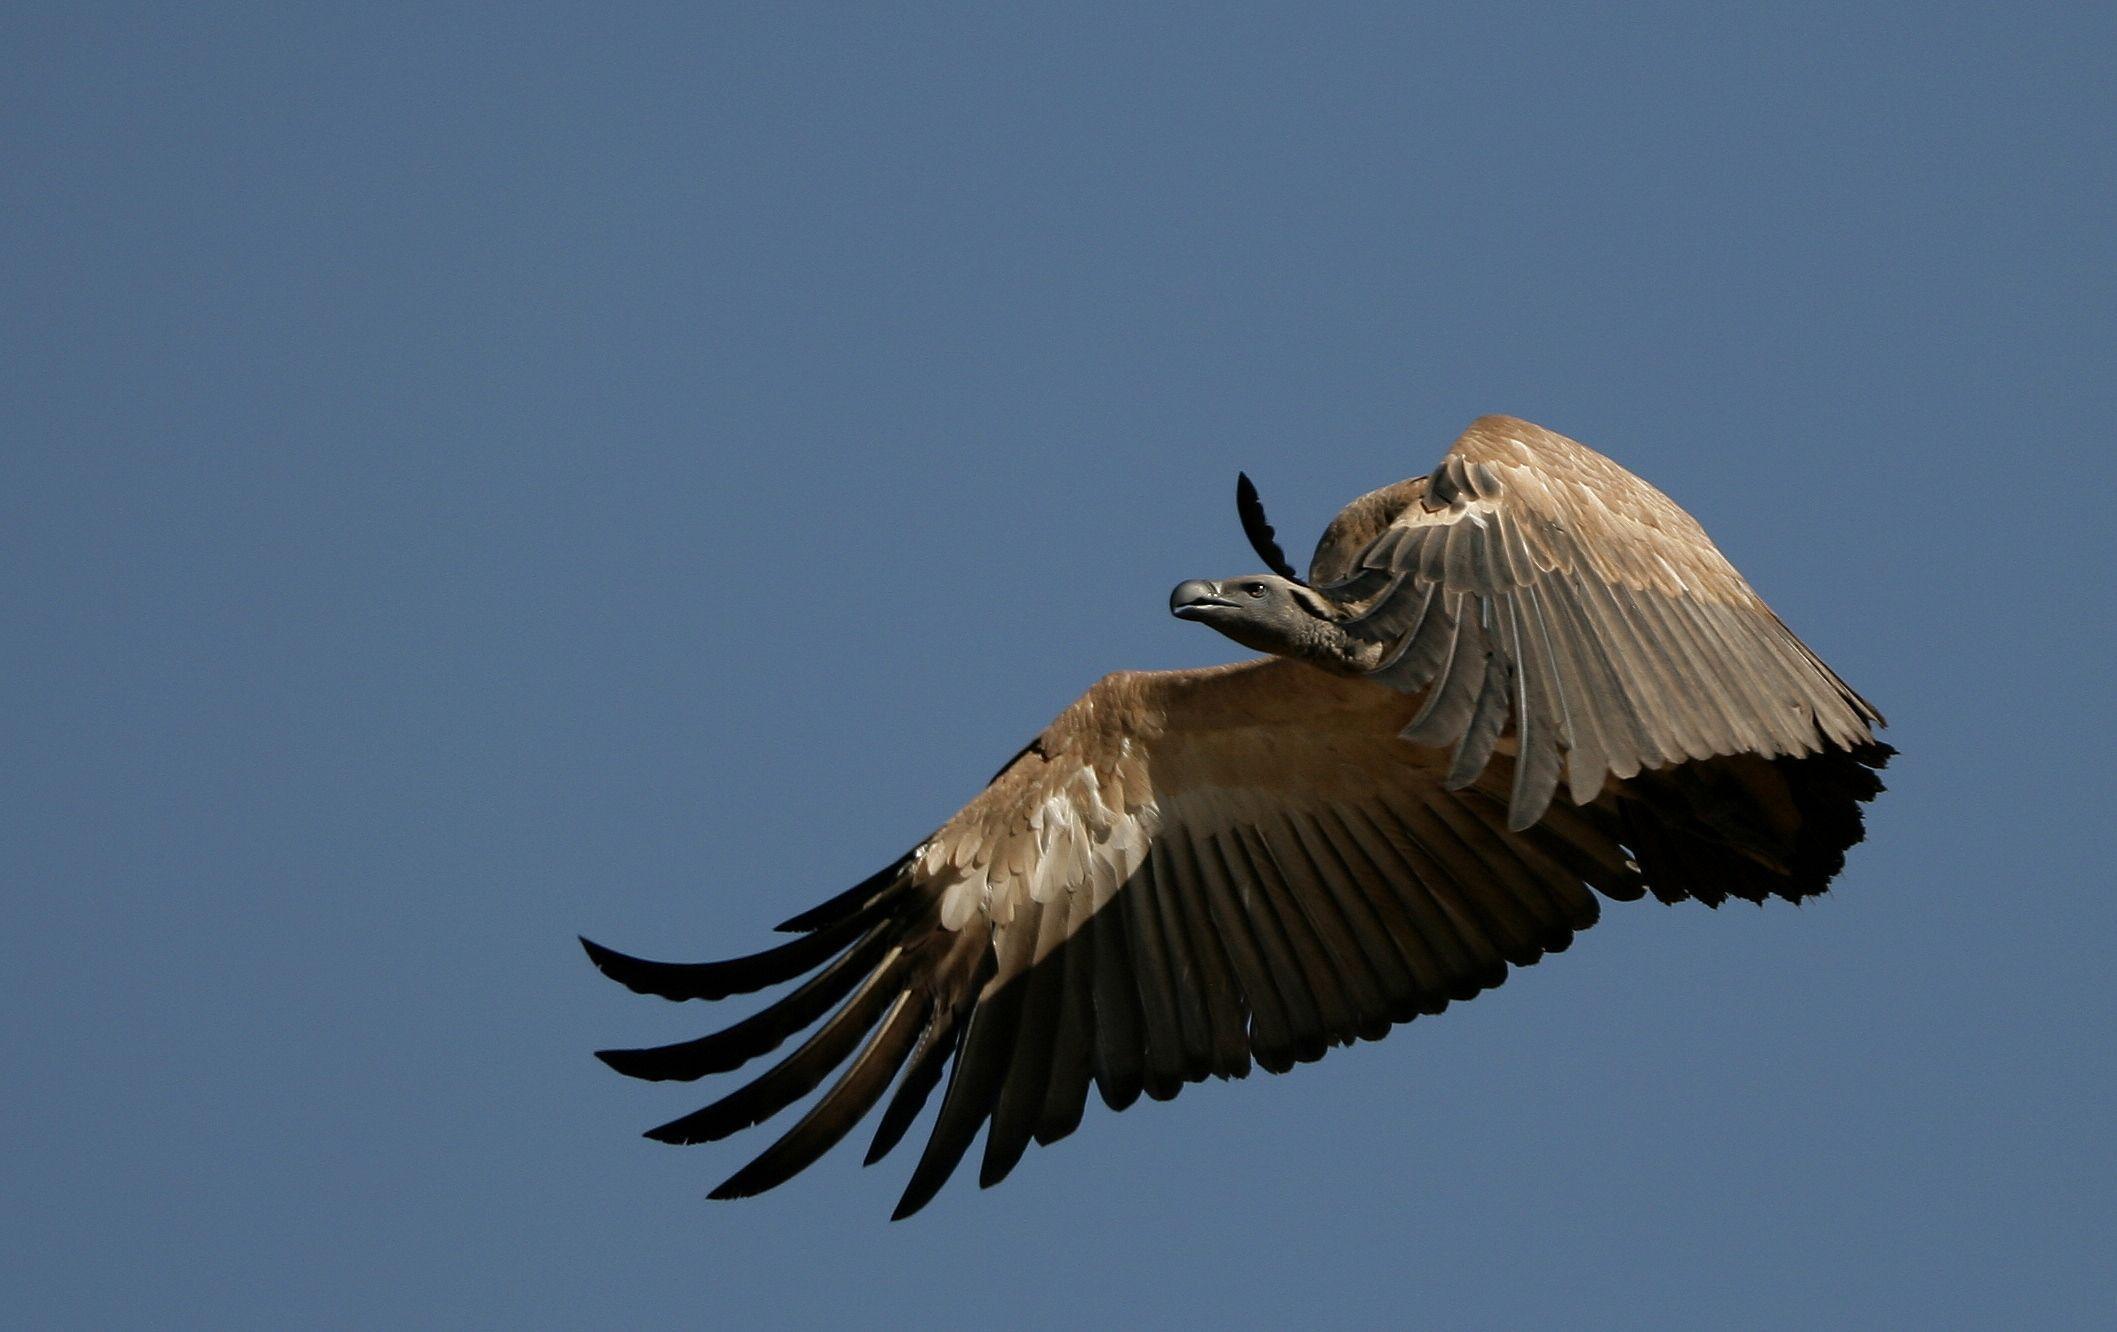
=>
[584,415,1891,1218]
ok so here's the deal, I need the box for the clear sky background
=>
[6,4,2113,1328]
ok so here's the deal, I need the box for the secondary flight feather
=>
[583,415,1891,1218]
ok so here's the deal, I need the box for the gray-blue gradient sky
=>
[7,4,2112,1327]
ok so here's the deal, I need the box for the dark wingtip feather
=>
[593,925,900,1083]
[774,852,914,933]
[888,1193,927,1222]
[642,1119,700,1145]
[864,1016,959,1167]
[594,1046,658,1078]
[580,936,686,996]
[581,911,877,1003]
[891,985,1021,1219]
[703,992,930,1202]
[1235,471,1301,582]
[639,951,912,1146]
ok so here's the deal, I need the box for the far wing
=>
[1323,416,1883,829]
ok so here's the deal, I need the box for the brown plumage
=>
[584,415,1891,1218]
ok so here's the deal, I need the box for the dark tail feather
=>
[708,990,932,1200]
[594,924,899,1081]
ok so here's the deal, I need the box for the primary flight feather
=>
[583,415,1891,1218]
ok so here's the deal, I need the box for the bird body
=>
[585,415,1891,1218]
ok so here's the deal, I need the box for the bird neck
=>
[1285,616,1386,675]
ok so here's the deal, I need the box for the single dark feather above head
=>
[1234,470,1300,582]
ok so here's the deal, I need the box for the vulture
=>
[583,415,1891,1219]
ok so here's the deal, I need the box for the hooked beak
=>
[1170,580,1236,620]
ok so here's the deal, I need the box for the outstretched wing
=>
[1318,416,1883,830]
[585,656,1887,1218]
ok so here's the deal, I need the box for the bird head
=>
[1169,574,1340,655]
[1170,472,1345,655]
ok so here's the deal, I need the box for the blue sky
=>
[6,4,2112,1327]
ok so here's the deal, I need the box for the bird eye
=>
[1243,583,1267,598]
